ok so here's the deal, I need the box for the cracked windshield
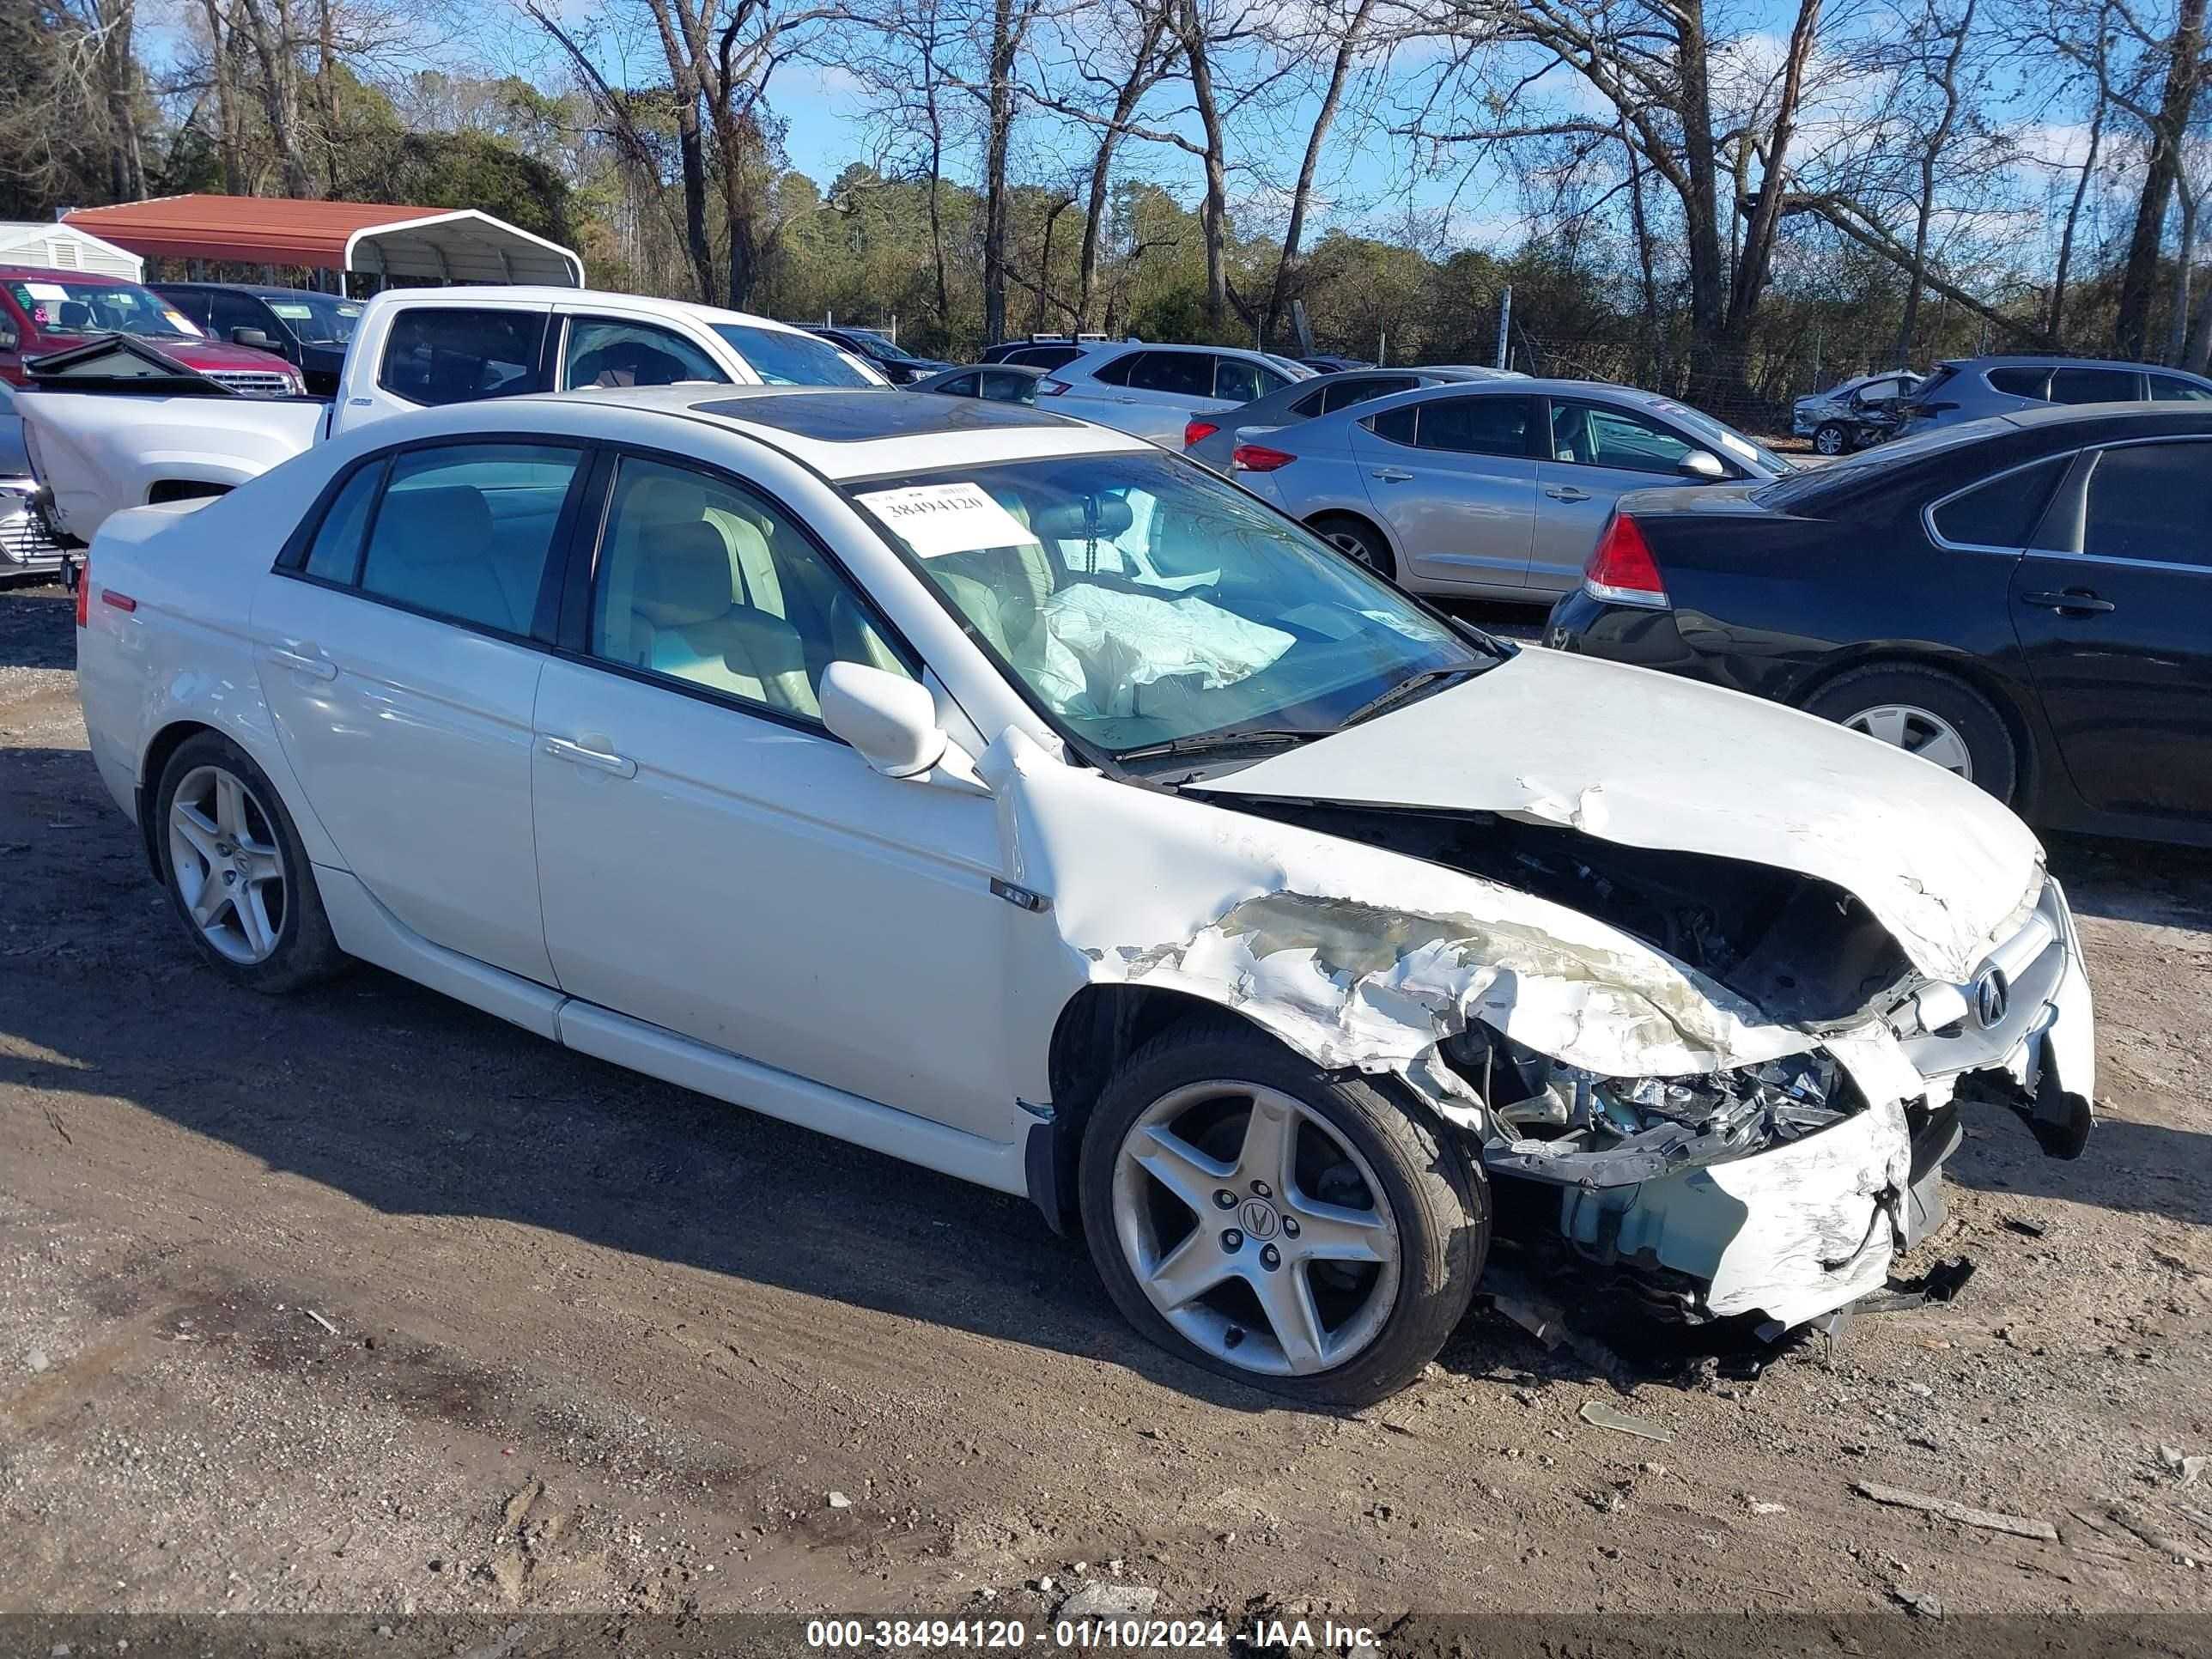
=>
[850,450,1494,757]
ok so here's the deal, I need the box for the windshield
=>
[264,293,362,345]
[1644,398,1790,475]
[1264,354,1317,380]
[8,278,201,341]
[714,323,880,387]
[846,450,1497,761]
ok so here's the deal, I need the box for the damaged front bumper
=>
[1449,879,2096,1332]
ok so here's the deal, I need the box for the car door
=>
[253,439,590,981]
[1348,394,1541,590]
[2010,436,2212,822]
[209,289,288,361]
[1531,397,1717,595]
[529,449,1017,1138]
[556,313,730,391]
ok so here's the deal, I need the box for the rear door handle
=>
[1371,466,1414,483]
[542,734,637,779]
[1543,485,1592,502]
[2023,590,2117,615]
[265,644,337,681]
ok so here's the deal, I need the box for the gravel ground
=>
[3,577,2209,1630]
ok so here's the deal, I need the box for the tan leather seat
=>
[630,525,818,718]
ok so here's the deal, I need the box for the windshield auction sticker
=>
[856,483,1040,558]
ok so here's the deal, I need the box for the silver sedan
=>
[1231,378,1791,599]
[1183,365,1522,473]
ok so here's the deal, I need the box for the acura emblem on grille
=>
[1972,967,2009,1030]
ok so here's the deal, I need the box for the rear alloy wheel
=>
[155,731,345,994]
[1812,421,1852,457]
[1081,1024,1485,1407]
[1804,665,2018,804]
[1310,514,1397,581]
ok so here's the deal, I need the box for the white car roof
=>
[362,284,825,342]
[516,384,1155,480]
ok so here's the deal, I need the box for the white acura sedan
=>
[75,386,2096,1404]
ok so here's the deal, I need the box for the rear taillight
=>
[1038,378,1071,397]
[1231,442,1295,472]
[1583,512,1668,608]
[75,554,90,627]
[1184,419,1219,447]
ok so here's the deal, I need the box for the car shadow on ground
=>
[4,737,2207,1418]
[0,582,74,672]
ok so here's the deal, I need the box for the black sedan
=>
[1546,404,2212,845]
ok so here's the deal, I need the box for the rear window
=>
[379,307,549,406]
[1751,417,2015,510]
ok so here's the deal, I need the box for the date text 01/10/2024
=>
[802,1617,1380,1650]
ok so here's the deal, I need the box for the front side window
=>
[2050,365,2140,404]
[981,371,1036,403]
[1551,399,1695,474]
[847,450,1494,757]
[590,454,910,721]
[2083,442,2212,567]
[2149,374,2212,403]
[264,293,362,345]
[1422,395,1540,458]
[708,323,877,387]
[356,443,581,633]
[209,290,274,343]
[379,307,548,407]
[563,318,726,390]
[937,373,981,397]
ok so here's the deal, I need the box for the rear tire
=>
[1080,1020,1486,1407]
[1309,514,1397,582]
[1803,664,2018,804]
[1812,422,1851,457]
[155,731,345,994]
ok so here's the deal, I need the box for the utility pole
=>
[1495,286,1513,370]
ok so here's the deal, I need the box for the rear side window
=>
[562,317,726,389]
[1322,375,1415,414]
[1425,396,1539,458]
[1125,352,1214,398]
[1929,455,2070,549]
[1009,344,1080,371]
[2083,442,2212,566]
[2050,365,2140,404]
[301,460,386,583]
[1985,365,2052,398]
[356,443,583,633]
[937,373,979,397]
[1090,352,1139,386]
[380,307,549,407]
[1365,404,1418,445]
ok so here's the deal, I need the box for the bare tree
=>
[1261,0,1382,348]
[1894,0,1981,365]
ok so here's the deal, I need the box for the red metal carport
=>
[63,194,583,288]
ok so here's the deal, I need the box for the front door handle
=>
[1370,466,1415,483]
[2023,589,2117,616]
[542,734,638,779]
[266,644,337,682]
[1543,485,1592,502]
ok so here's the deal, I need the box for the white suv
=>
[1042,343,1313,444]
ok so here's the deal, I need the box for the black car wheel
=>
[1813,421,1852,457]
[1804,665,2018,804]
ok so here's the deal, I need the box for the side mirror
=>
[821,661,948,779]
[231,326,275,349]
[1677,449,1727,481]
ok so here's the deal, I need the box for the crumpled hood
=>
[1201,648,2045,984]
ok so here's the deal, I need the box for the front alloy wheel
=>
[1082,1023,1486,1406]
[1112,1081,1401,1376]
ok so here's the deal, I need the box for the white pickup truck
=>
[22,285,886,543]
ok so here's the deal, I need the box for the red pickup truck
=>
[0,266,302,394]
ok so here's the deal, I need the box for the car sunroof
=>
[694,391,1081,441]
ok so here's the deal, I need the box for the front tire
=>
[1079,1022,1486,1407]
[155,731,345,994]
[1803,664,2018,804]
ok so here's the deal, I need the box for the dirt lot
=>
[4,577,2211,1631]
